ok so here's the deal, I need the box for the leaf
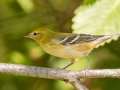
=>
[72,0,120,42]
[71,0,120,70]
[17,0,34,13]
[83,0,96,5]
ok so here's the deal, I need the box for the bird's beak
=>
[24,33,34,39]
[24,33,32,39]
[24,35,29,38]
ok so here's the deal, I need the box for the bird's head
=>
[25,27,53,42]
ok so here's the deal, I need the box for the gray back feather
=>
[55,34,104,45]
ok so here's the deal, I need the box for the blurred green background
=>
[0,0,120,90]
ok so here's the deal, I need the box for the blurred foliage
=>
[72,0,120,36]
[0,0,120,90]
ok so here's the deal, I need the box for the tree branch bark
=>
[0,63,120,90]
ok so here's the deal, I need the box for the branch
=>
[0,63,120,90]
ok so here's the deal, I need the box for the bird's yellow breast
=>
[40,42,95,59]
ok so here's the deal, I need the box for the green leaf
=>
[83,0,96,5]
[72,0,120,41]
[17,0,34,13]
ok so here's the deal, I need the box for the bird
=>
[25,27,114,69]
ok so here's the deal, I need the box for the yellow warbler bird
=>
[25,27,113,68]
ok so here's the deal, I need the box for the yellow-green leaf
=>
[72,0,120,40]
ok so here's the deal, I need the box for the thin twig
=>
[0,63,120,90]
[70,79,89,90]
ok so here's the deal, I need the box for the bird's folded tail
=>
[92,33,120,48]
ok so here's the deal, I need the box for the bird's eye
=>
[33,32,37,36]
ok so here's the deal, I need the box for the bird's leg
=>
[62,59,75,69]
[62,59,75,83]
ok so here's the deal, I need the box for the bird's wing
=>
[53,34,105,45]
